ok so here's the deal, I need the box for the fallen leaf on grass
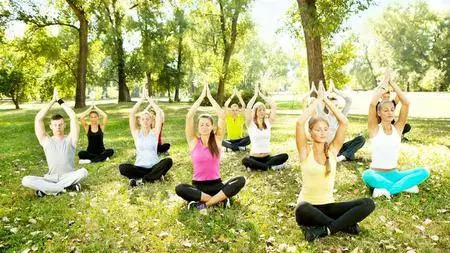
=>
[158,231,169,238]
[2,217,9,222]
[10,227,18,233]
[28,218,37,224]
[182,240,191,248]
[430,235,439,241]
[415,225,425,232]
[423,218,432,226]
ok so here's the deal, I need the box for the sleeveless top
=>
[191,138,220,181]
[87,125,105,154]
[225,114,245,140]
[134,130,159,168]
[370,124,401,169]
[43,136,75,181]
[248,119,271,154]
[297,149,336,205]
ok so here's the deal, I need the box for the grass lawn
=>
[0,102,449,252]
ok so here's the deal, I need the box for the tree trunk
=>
[67,0,87,108]
[10,92,19,109]
[363,45,378,88]
[146,71,153,96]
[217,0,241,105]
[117,36,131,102]
[174,36,182,102]
[297,0,326,90]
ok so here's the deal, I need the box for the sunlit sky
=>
[5,0,450,53]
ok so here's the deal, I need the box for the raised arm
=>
[324,97,349,153]
[224,90,235,115]
[245,85,259,127]
[78,105,93,133]
[390,82,409,133]
[93,104,108,131]
[147,96,163,137]
[335,89,352,116]
[35,93,56,146]
[368,88,385,138]
[236,91,246,112]
[296,99,321,161]
[130,98,145,137]
[206,84,225,141]
[259,90,277,122]
[186,84,206,143]
[60,101,79,148]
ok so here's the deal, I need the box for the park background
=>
[1,0,449,252]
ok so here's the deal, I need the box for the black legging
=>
[157,143,171,153]
[78,149,114,163]
[119,158,173,182]
[295,198,375,234]
[175,177,246,202]
[222,136,251,151]
[402,123,411,135]
[242,154,289,171]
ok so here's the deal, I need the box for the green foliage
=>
[364,0,449,91]
[0,69,26,108]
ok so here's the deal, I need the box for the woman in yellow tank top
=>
[295,85,375,242]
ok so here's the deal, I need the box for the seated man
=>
[222,89,250,152]
[22,89,88,197]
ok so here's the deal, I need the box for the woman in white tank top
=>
[241,85,288,171]
[362,72,429,199]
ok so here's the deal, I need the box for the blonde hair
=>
[308,117,331,176]
[252,102,267,129]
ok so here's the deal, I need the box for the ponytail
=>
[324,142,331,176]
[208,130,219,157]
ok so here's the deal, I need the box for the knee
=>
[242,157,250,166]
[79,168,89,178]
[119,164,127,175]
[280,153,289,162]
[356,135,366,145]
[164,158,173,167]
[108,149,114,156]
[361,198,376,214]
[175,184,188,196]
[295,201,312,222]
[22,176,33,187]
[361,169,374,183]
[235,176,246,189]
[418,167,430,179]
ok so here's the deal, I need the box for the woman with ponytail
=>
[295,87,375,242]
[175,84,246,210]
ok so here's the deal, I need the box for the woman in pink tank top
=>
[175,84,246,210]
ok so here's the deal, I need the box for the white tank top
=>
[370,124,401,169]
[248,119,271,154]
[134,130,159,168]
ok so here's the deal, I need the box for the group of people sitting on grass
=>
[21,71,430,242]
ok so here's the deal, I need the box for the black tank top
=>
[87,125,105,154]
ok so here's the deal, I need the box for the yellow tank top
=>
[225,114,244,140]
[297,149,336,205]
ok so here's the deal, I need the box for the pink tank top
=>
[191,138,220,181]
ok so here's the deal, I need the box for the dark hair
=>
[89,111,99,117]
[198,114,220,157]
[308,117,331,176]
[51,114,64,121]
[253,102,267,129]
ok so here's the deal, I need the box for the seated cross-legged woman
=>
[22,88,88,197]
[175,84,246,210]
[241,85,288,171]
[119,94,173,187]
[362,72,429,199]
[295,88,375,242]
[77,104,114,164]
[144,103,171,155]
[222,88,250,152]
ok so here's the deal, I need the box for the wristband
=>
[57,99,64,105]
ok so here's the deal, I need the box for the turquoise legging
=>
[362,167,430,195]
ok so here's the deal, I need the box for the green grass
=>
[0,102,449,252]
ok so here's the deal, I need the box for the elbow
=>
[402,99,410,107]
[341,117,349,126]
